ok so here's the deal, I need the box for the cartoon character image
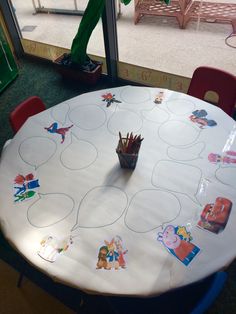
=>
[44,122,73,143]
[102,93,121,107]
[105,238,119,270]
[114,235,128,269]
[176,226,192,242]
[14,179,40,196]
[198,197,232,234]
[208,151,236,164]
[14,173,40,202]
[14,184,27,196]
[96,236,128,270]
[96,246,108,269]
[14,190,36,202]
[38,236,72,263]
[14,173,34,185]
[189,109,217,129]
[157,225,200,266]
[154,91,164,104]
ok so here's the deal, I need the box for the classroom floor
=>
[12,0,236,78]
[0,260,75,314]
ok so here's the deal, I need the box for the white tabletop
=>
[0,86,236,296]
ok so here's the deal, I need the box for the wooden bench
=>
[134,0,236,29]
[134,0,190,28]
[183,1,236,28]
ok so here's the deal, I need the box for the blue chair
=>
[108,271,228,314]
[191,271,228,314]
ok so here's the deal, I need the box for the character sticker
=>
[38,235,73,263]
[197,197,232,234]
[14,173,40,202]
[154,91,165,104]
[157,225,200,266]
[189,110,217,129]
[208,151,236,165]
[44,122,73,143]
[96,236,128,270]
[101,93,122,107]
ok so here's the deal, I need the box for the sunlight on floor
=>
[12,0,236,78]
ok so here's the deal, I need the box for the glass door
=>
[10,0,105,65]
[115,0,236,91]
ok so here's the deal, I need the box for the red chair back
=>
[9,96,46,133]
[187,66,236,117]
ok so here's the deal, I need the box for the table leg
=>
[17,271,24,288]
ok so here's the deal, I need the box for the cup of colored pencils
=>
[116,132,143,169]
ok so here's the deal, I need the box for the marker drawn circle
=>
[158,120,200,146]
[216,167,236,189]
[27,193,74,228]
[107,109,143,135]
[51,102,70,125]
[125,189,181,233]
[142,107,170,124]
[166,99,195,115]
[120,86,151,104]
[152,160,202,204]
[60,139,98,170]
[72,186,128,230]
[69,104,106,130]
[19,136,57,169]
[167,142,205,161]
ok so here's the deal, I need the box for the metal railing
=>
[31,0,84,16]
[31,0,121,17]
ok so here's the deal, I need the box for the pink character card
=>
[157,225,200,266]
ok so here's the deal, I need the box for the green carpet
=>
[0,57,236,314]
[0,56,124,152]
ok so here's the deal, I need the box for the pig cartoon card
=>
[157,225,200,266]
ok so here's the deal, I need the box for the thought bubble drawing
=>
[172,195,202,227]
[120,86,151,104]
[141,106,170,124]
[158,120,200,146]
[152,160,202,204]
[71,186,128,231]
[215,167,236,189]
[51,102,70,125]
[69,104,106,130]
[167,142,205,161]
[107,108,143,135]
[27,193,74,228]
[125,189,181,233]
[19,137,57,169]
[166,99,195,115]
[60,134,98,170]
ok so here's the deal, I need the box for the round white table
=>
[0,86,235,296]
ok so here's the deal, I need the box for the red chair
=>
[187,66,236,117]
[9,96,46,133]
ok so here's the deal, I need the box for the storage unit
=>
[0,23,18,93]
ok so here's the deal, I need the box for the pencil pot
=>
[116,139,140,169]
